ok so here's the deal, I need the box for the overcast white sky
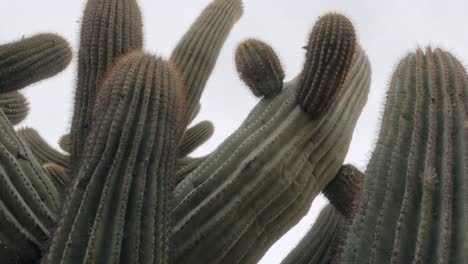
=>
[1,0,468,263]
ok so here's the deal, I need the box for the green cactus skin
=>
[70,0,143,169]
[235,39,285,97]
[0,91,29,125]
[281,205,345,264]
[172,33,370,263]
[43,163,70,191]
[339,48,468,264]
[0,33,72,93]
[171,0,243,119]
[179,120,215,157]
[175,156,208,184]
[18,127,70,169]
[323,164,363,217]
[297,13,356,117]
[58,134,71,153]
[44,52,185,264]
[0,111,60,263]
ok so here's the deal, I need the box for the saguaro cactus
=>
[44,53,185,264]
[70,0,143,168]
[0,91,29,125]
[172,13,370,264]
[340,48,468,263]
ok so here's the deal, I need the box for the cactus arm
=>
[58,134,71,153]
[0,91,29,125]
[179,120,214,157]
[172,14,371,263]
[339,48,467,264]
[70,0,143,168]
[0,34,72,93]
[170,0,243,119]
[281,205,345,264]
[44,53,185,264]
[235,39,285,97]
[323,164,363,217]
[43,163,70,191]
[17,127,70,169]
[0,110,60,262]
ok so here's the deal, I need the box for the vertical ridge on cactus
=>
[0,91,29,125]
[235,39,285,97]
[70,0,143,169]
[0,34,72,93]
[170,0,243,119]
[339,48,467,264]
[44,52,185,264]
[297,13,356,116]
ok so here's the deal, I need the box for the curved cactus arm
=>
[58,134,71,153]
[0,34,72,93]
[172,13,371,264]
[44,52,185,264]
[0,110,60,263]
[235,38,285,97]
[323,164,363,217]
[179,120,214,157]
[17,127,70,169]
[339,48,467,264]
[70,0,143,168]
[0,91,29,125]
[170,0,243,119]
[281,204,345,264]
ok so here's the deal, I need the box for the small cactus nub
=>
[297,13,356,116]
[235,39,285,97]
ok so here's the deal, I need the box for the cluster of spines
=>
[70,0,143,169]
[0,33,72,93]
[297,13,356,116]
[235,39,285,97]
[44,52,185,264]
[340,48,467,263]
[0,91,29,125]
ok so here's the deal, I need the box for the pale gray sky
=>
[1,0,468,263]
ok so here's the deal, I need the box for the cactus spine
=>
[70,0,143,169]
[44,53,185,264]
[340,48,468,263]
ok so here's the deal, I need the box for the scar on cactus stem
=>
[235,38,285,98]
[297,13,357,117]
[339,48,467,264]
